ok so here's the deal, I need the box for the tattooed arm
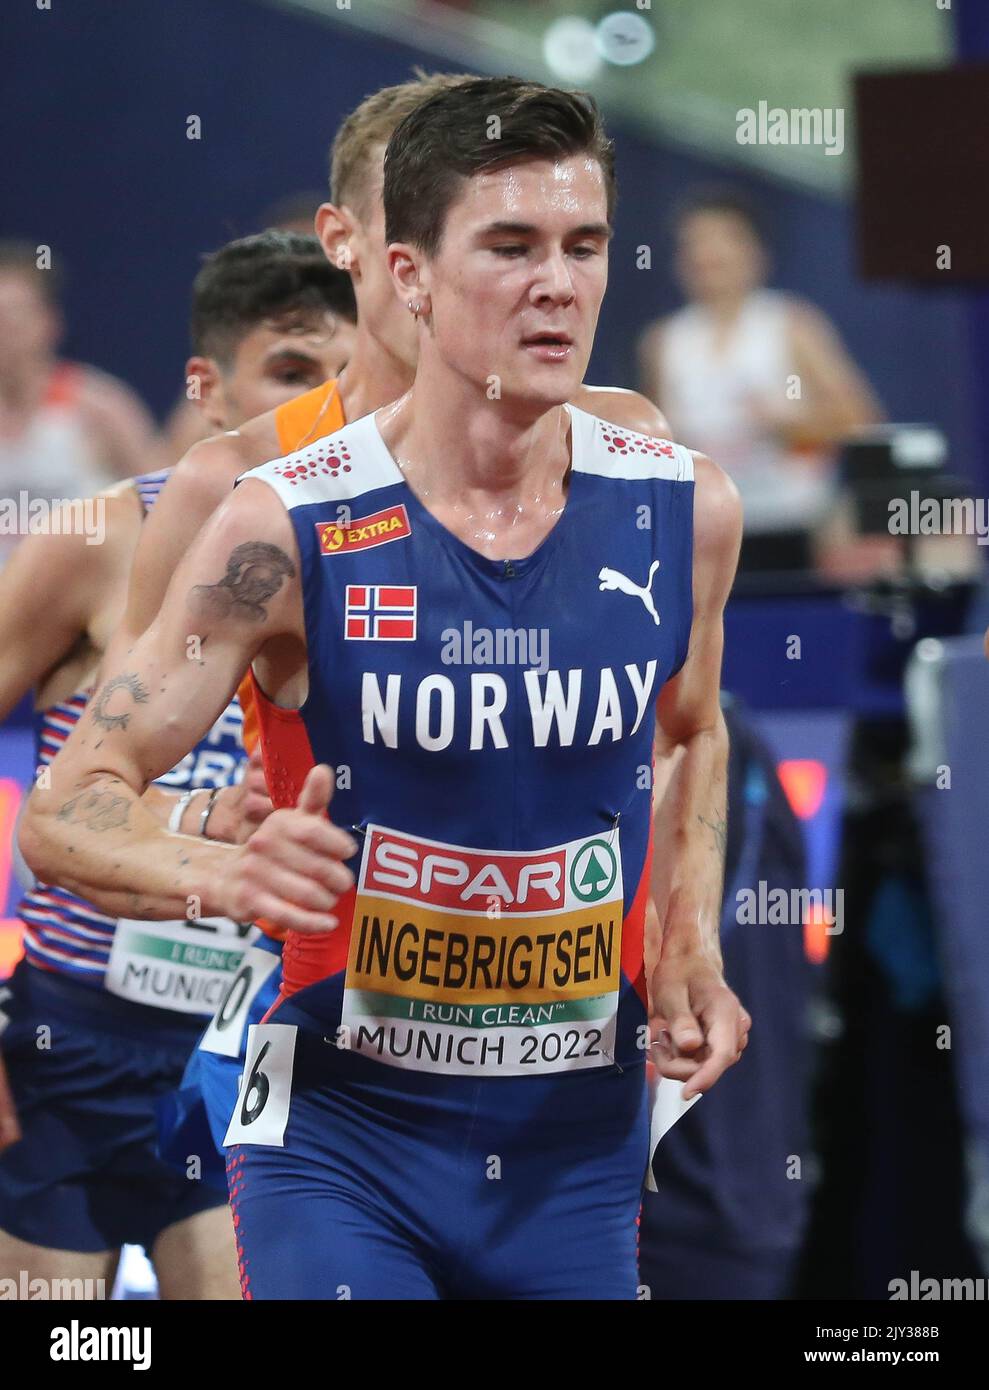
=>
[19,480,310,920]
[648,453,750,1098]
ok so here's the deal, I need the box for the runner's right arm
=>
[119,435,250,639]
[18,480,355,928]
[0,484,265,837]
[83,437,272,842]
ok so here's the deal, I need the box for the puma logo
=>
[598,561,660,625]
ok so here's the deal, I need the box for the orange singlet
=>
[273,378,346,459]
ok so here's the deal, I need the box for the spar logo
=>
[316,503,411,555]
[365,829,566,913]
[359,826,624,916]
[570,839,618,903]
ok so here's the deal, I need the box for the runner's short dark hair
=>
[383,76,615,256]
[190,231,357,362]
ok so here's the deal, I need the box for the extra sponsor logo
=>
[316,504,411,555]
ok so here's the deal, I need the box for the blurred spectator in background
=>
[638,189,882,572]
[0,241,159,568]
[159,194,331,461]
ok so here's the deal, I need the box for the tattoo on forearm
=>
[56,788,132,832]
[192,542,295,624]
[91,673,150,732]
[698,811,727,860]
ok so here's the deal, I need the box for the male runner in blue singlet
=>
[112,72,689,1180]
[0,232,355,1297]
[23,78,749,1299]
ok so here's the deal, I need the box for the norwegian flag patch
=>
[345,585,417,641]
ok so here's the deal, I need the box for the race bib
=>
[105,918,256,1016]
[223,1023,297,1147]
[200,944,282,1057]
[340,824,624,1077]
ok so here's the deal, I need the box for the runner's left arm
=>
[649,452,750,1098]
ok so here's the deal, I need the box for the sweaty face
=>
[674,210,765,304]
[215,312,357,429]
[420,156,610,411]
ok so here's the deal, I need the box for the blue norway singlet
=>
[17,469,251,1014]
[242,404,694,1079]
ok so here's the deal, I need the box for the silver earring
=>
[408,299,422,320]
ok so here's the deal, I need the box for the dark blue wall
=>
[2,0,977,478]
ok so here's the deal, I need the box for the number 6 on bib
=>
[223,1023,297,1147]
